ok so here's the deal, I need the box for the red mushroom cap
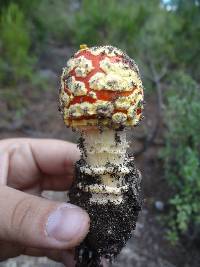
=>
[59,45,144,129]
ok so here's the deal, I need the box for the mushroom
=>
[59,45,144,266]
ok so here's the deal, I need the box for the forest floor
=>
[0,45,199,267]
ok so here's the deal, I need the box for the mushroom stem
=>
[78,128,130,204]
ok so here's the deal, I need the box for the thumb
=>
[0,186,90,249]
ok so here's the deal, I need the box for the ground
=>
[0,45,199,267]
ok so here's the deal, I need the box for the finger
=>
[0,242,76,267]
[25,248,76,267]
[30,139,80,175]
[0,186,90,250]
[1,138,80,175]
[24,248,62,263]
[41,174,74,191]
[62,250,76,267]
[1,139,79,191]
[0,240,24,260]
[0,150,9,185]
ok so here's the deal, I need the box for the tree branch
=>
[134,54,168,156]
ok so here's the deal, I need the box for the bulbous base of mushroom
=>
[69,156,142,266]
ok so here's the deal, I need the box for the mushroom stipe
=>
[69,155,142,266]
[59,45,144,266]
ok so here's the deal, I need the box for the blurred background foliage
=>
[0,0,200,249]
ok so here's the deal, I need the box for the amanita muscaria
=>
[59,45,144,266]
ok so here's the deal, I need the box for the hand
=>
[0,138,90,266]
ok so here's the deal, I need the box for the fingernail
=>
[46,204,88,242]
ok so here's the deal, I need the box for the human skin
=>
[0,138,90,266]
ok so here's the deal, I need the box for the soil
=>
[0,44,199,267]
[69,157,141,266]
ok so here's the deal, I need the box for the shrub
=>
[70,0,150,51]
[0,3,34,84]
[161,71,200,243]
[33,0,73,45]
